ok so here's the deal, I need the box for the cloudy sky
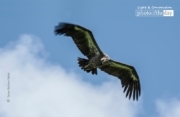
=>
[0,0,180,117]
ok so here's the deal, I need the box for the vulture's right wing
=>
[55,22,103,59]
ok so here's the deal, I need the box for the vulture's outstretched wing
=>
[99,60,141,101]
[55,22,102,59]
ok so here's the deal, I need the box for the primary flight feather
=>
[54,22,141,101]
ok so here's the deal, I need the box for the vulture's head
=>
[101,53,110,64]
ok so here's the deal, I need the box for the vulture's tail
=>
[77,57,97,75]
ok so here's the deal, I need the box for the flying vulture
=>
[54,22,141,101]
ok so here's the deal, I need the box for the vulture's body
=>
[54,22,141,101]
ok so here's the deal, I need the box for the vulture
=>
[54,22,141,101]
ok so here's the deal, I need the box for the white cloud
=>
[1,34,180,117]
[155,98,180,117]
[0,34,141,117]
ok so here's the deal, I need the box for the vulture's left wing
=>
[99,60,141,101]
[54,22,102,59]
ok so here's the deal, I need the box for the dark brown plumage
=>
[55,22,141,101]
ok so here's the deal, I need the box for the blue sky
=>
[0,0,180,117]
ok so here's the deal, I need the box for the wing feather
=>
[54,22,102,58]
[99,60,141,101]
